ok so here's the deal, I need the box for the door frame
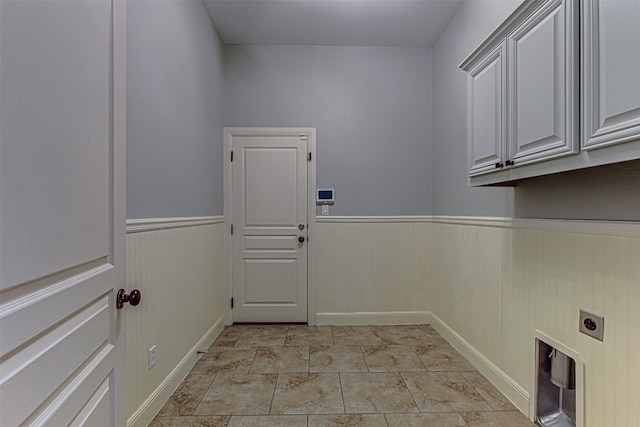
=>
[113,0,127,423]
[224,127,316,325]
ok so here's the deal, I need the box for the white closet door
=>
[0,1,127,425]
[228,129,311,323]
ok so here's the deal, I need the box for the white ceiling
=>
[202,0,464,48]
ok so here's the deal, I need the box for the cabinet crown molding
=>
[459,0,551,71]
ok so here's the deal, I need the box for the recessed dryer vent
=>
[535,339,578,427]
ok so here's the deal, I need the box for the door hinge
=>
[307,152,312,161]
[231,297,234,309]
[230,224,234,235]
[230,151,234,162]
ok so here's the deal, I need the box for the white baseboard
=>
[429,313,530,417]
[315,311,431,326]
[127,315,225,427]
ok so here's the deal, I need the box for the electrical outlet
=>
[579,309,604,341]
[148,345,156,369]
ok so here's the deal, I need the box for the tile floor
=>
[150,325,535,426]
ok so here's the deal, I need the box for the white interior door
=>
[228,128,313,323]
[0,1,127,425]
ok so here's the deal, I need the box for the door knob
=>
[298,236,305,243]
[117,288,141,309]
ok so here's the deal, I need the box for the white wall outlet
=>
[148,345,156,369]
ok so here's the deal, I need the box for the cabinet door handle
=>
[505,160,514,166]
[495,162,504,168]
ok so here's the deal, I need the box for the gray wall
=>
[514,160,640,220]
[432,0,640,220]
[432,0,520,217]
[224,45,433,216]
[127,0,224,219]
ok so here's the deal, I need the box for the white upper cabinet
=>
[508,0,578,165]
[467,42,507,175]
[582,0,640,150]
[460,0,640,186]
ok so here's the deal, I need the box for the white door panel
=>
[228,129,313,323]
[467,43,506,175]
[244,147,300,226]
[0,0,126,425]
[0,0,112,288]
[582,0,640,149]
[508,0,578,164]
[244,259,298,302]
[68,377,112,427]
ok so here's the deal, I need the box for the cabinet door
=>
[467,42,507,176]
[508,0,578,165]
[582,0,640,150]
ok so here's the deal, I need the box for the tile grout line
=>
[190,373,218,418]
[360,345,371,373]
[338,372,347,416]
[267,325,288,416]
[398,371,422,414]
[150,325,534,426]
[460,371,498,411]
[411,344,433,372]
[268,372,279,416]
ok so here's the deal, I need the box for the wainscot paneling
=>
[314,216,639,426]
[313,217,432,324]
[428,217,640,426]
[124,217,225,427]
[125,215,638,426]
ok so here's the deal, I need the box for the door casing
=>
[224,127,316,325]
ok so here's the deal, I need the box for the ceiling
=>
[202,0,464,48]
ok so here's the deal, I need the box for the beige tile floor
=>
[150,325,535,427]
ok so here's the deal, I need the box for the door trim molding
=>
[223,127,317,325]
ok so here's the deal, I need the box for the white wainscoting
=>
[429,217,640,425]
[122,215,638,427]
[315,216,640,426]
[125,217,226,427]
[313,217,432,324]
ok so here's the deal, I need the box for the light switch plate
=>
[579,309,604,341]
